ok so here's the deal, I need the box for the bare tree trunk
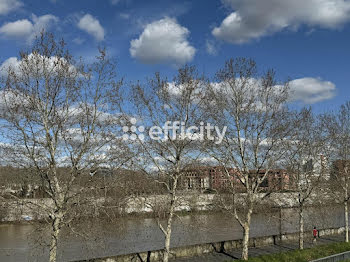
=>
[163,193,176,262]
[241,209,252,261]
[345,200,349,242]
[162,177,178,262]
[163,212,173,262]
[279,208,283,240]
[49,216,61,262]
[299,204,304,249]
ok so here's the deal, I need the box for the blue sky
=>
[0,0,349,113]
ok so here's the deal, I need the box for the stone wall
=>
[0,198,52,221]
[73,227,345,262]
[0,192,340,222]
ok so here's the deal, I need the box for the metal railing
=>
[311,251,350,262]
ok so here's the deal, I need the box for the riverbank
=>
[0,192,337,222]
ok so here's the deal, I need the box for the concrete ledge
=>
[310,250,350,262]
[74,227,345,262]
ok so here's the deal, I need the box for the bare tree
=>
[322,101,350,242]
[129,65,208,262]
[0,32,125,262]
[283,108,326,249]
[205,58,291,260]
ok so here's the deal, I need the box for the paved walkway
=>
[171,234,345,262]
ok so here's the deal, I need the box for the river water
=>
[0,205,346,262]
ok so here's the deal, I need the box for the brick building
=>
[180,166,294,192]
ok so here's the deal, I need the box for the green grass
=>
[233,241,350,262]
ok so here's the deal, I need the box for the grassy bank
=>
[234,241,350,262]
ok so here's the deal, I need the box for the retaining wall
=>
[73,227,345,262]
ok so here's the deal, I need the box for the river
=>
[0,205,346,262]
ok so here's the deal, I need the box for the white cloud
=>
[206,39,217,55]
[119,13,130,20]
[0,53,76,79]
[130,17,196,65]
[0,14,58,43]
[213,0,350,43]
[0,57,20,76]
[0,19,32,38]
[77,14,105,41]
[0,0,22,15]
[288,77,336,104]
[212,76,336,105]
[72,37,85,45]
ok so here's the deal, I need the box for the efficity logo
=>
[122,118,227,144]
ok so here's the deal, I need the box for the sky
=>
[0,0,349,113]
